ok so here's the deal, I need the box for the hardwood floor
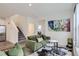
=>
[0,41,14,51]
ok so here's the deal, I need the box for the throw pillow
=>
[28,35,38,42]
[42,35,47,40]
[0,51,7,56]
[37,38,43,42]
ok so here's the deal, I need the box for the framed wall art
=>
[48,19,70,32]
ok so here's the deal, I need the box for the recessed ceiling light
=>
[28,3,32,7]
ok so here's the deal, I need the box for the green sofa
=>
[26,35,50,52]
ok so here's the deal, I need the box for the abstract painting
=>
[48,19,70,32]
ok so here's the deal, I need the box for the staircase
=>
[17,27,26,43]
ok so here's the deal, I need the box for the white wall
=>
[0,19,6,25]
[10,15,28,39]
[45,11,73,47]
[34,19,45,35]
[10,15,36,39]
[26,17,36,35]
[6,19,18,44]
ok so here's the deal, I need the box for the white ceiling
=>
[0,3,75,18]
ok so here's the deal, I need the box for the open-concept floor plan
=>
[0,3,78,56]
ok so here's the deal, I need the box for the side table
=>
[48,40,58,54]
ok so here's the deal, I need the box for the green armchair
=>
[0,51,7,56]
[0,43,24,56]
[8,43,24,56]
[66,38,73,51]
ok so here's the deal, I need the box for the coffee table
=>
[30,46,68,56]
[30,40,70,56]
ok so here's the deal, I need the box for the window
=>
[74,4,79,47]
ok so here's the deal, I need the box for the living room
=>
[0,3,78,56]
